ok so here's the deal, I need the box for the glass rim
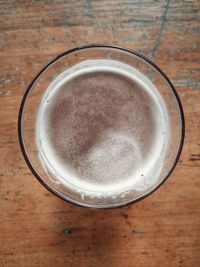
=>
[18,44,185,209]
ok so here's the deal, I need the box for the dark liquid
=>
[37,61,166,192]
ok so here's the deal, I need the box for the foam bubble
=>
[36,59,168,194]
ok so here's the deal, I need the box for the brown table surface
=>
[0,1,199,266]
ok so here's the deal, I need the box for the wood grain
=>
[0,1,199,266]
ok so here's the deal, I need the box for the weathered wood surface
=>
[0,1,199,266]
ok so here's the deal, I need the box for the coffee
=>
[36,60,168,195]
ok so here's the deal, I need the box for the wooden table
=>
[0,1,199,266]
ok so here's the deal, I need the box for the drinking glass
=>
[18,45,184,208]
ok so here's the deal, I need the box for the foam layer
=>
[36,60,168,194]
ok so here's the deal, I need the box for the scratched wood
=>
[0,0,199,266]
